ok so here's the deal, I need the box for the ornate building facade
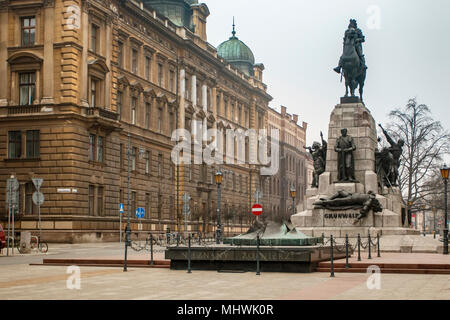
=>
[0,0,278,242]
[265,106,309,221]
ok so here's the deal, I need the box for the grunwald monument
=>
[293,19,419,238]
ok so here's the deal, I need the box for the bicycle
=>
[16,236,48,253]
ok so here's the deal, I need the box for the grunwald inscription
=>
[324,213,360,219]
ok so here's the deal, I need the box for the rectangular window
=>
[158,154,163,177]
[157,193,162,220]
[224,102,228,119]
[157,63,163,87]
[168,112,173,135]
[118,41,123,67]
[145,151,150,174]
[117,91,122,120]
[97,136,103,162]
[19,72,36,106]
[21,17,35,47]
[8,131,22,159]
[120,143,124,169]
[132,49,138,74]
[91,79,97,107]
[145,103,150,129]
[196,84,200,105]
[145,193,150,219]
[97,186,104,216]
[25,182,37,214]
[131,147,137,171]
[131,97,137,125]
[89,134,95,161]
[89,185,95,215]
[91,24,99,53]
[185,77,190,100]
[157,107,162,133]
[131,191,137,217]
[169,70,175,92]
[26,130,39,158]
[238,106,242,124]
[145,56,151,81]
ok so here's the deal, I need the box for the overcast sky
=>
[202,0,450,153]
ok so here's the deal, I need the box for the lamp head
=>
[215,170,223,185]
[441,164,449,180]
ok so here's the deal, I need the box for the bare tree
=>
[384,98,450,208]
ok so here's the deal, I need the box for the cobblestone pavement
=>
[0,242,449,300]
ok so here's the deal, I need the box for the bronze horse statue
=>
[337,29,366,101]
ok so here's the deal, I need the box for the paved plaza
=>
[0,243,449,300]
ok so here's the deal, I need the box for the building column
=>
[0,8,9,106]
[191,74,197,140]
[179,68,186,132]
[41,2,55,104]
[202,84,207,141]
[104,17,112,109]
[80,3,89,107]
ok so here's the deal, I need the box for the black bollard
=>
[345,234,349,269]
[368,234,372,259]
[256,234,261,276]
[357,233,361,261]
[150,233,154,266]
[377,234,381,258]
[322,233,325,244]
[187,234,192,274]
[330,235,335,277]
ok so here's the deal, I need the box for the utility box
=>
[19,231,31,254]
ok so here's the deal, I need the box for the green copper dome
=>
[144,0,197,29]
[217,25,255,76]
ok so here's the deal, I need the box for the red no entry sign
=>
[252,204,263,216]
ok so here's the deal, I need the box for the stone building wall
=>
[0,0,272,242]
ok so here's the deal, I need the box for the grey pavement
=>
[0,242,449,300]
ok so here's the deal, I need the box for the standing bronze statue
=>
[304,132,327,188]
[335,128,357,182]
[377,124,404,187]
[333,19,367,101]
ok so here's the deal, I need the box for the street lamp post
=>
[423,205,426,237]
[290,186,296,215]
[440,164,449,255]
[215,170,223,244]
[124,132,132,272]
[433,207,437,239]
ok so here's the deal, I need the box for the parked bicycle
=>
[9,235,48,254]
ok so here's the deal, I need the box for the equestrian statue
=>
[334,19,367,101]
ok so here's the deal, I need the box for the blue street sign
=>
[136,207,145,219]
[120,203,124,214]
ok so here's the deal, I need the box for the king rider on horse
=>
[334,19,367,74]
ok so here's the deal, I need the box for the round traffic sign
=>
[32,191,45,206]
[252,204,263,216]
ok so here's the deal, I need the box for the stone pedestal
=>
[326,102,378,185]
[292,100,417,238]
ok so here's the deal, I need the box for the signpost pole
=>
[6,182,11,256]
[32,179,44,245]
[6,189,11,256]
[120,204,122,244]
[12,202,15,256]
[38,199,41,243]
